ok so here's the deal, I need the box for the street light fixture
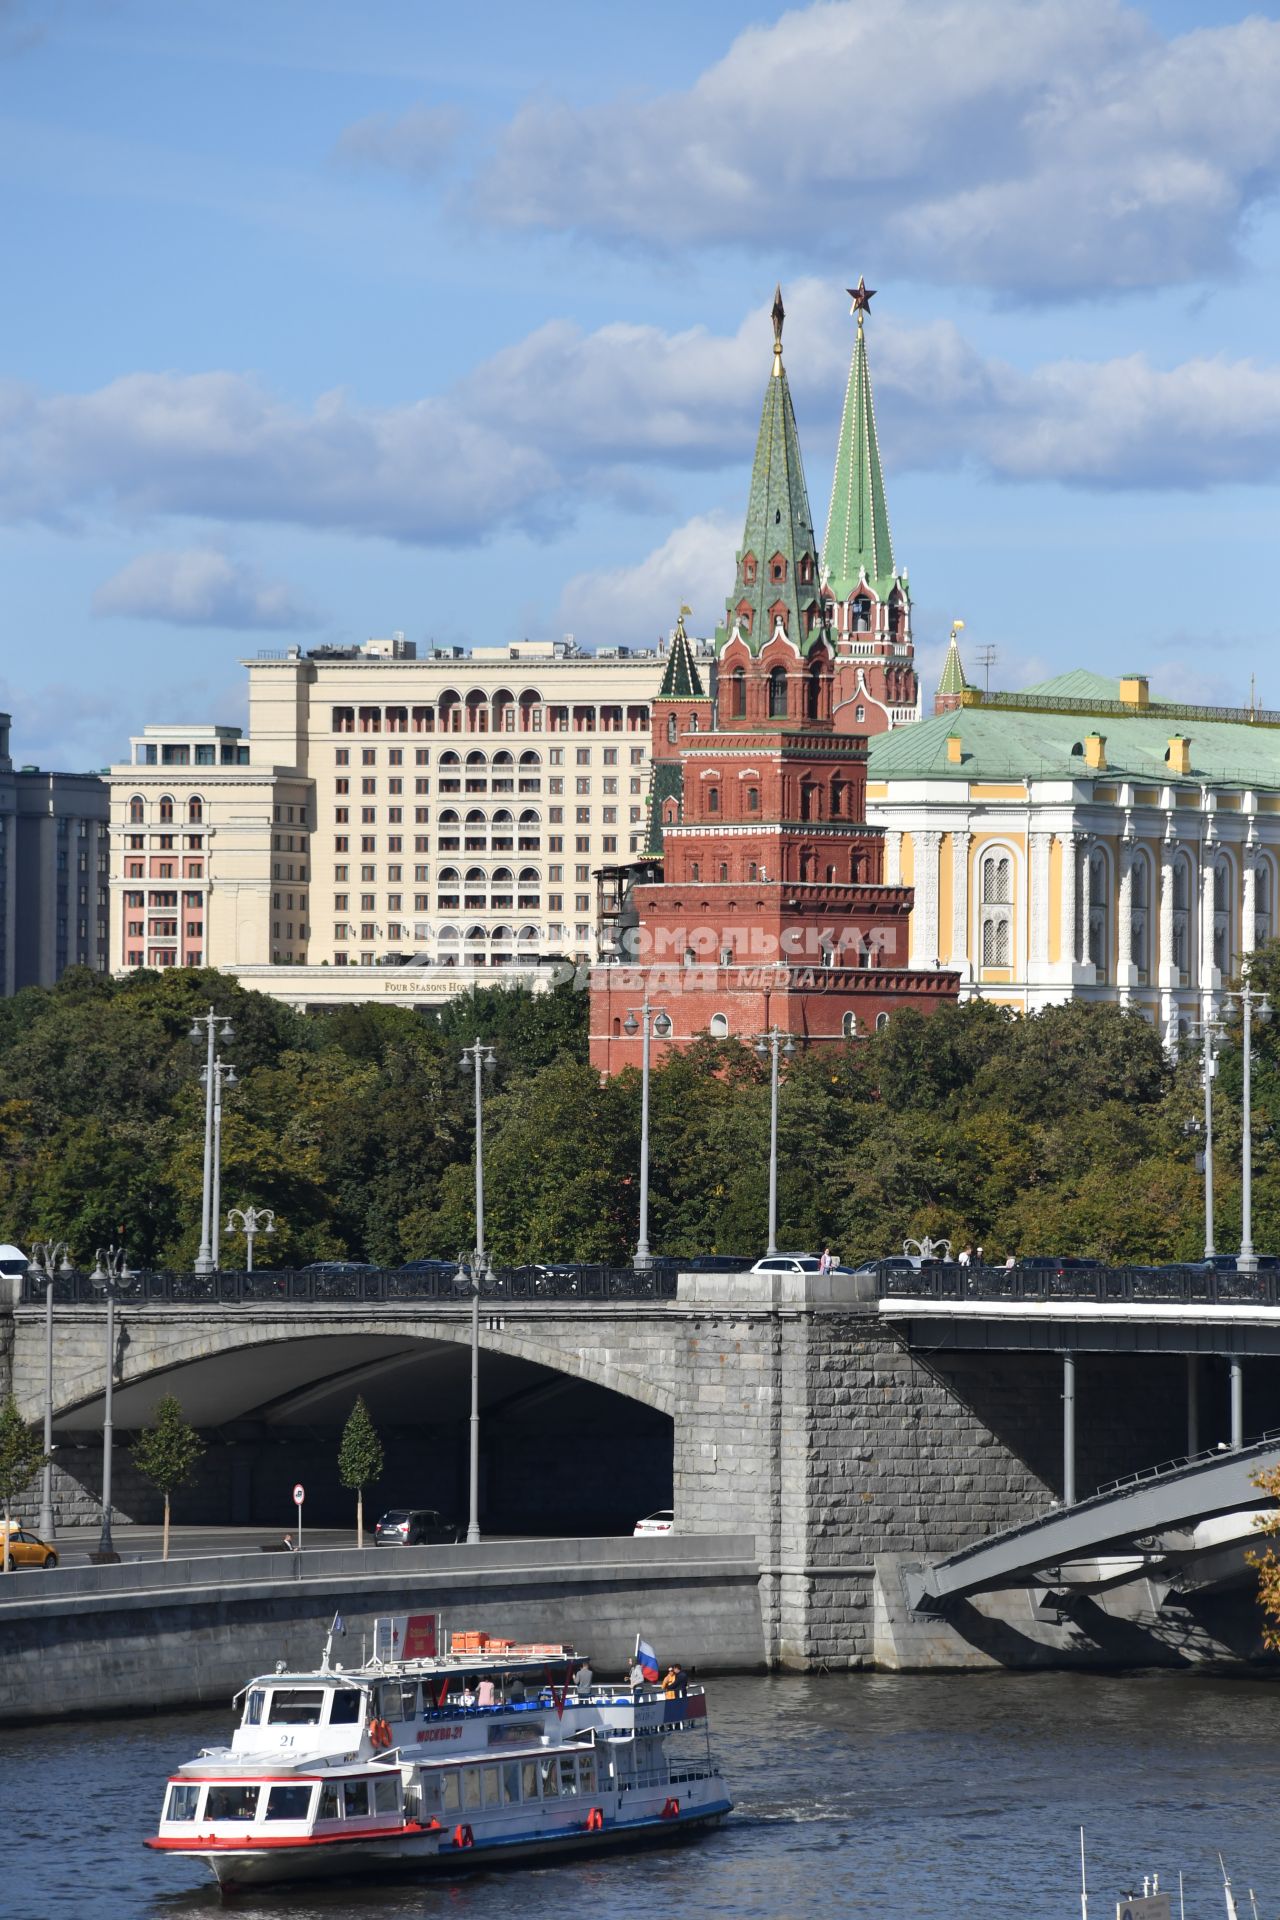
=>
[190,1008,234,1275]
[28,1240,72,1539]
[458,1038,496,1546]
[753,1025,796,1258]
[89,1244,136,1563]
[623,999,671,1270]
[225,1205,275,1273]
[1185,1016,1227,1258]
[1220,973,1272,1276]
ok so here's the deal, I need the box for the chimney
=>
[1119,675,1150,709]
[946,733,963,765]
[1084,733,1107,771]
[1167,734,1192,776]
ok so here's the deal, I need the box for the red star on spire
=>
[847,276,876,317]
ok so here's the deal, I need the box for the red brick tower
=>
[590,291,956,1073]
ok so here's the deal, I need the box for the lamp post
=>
[225,1205,275,1273]
[459,1039,496,1546]
[28,1240,72,1539]
[753,1024,795,1257]
[90,1244,136,1563]
[1220,974,1272,1276]
[623,999,671,1270]
[1187,1016,1226,1259]
[190,1008,234,1275]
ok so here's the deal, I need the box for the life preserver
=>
[660,1796,680,1819]
[586,1806,604,1831]
[453,1823,475,1849]
[368,1717,393,1750]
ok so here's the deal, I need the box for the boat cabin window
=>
[520,1760,539,1801]
[242,1689,264,1726]
[376,1680,417,1721]
[268,1688,326,1724]
[317,1785,341,1822]
[442,1772,462,1815]
[482,1764,503,1809]
[329,1689,363,1725]
[539,1757,559,1798]
[205,1786,260,1822]
[374,1776,400,1815]
[343,1780,372,1819]
[502,1761,521,1805]
[164,1784,201,1822]
[462,1766,483,1812]
[264,1786,313,1821]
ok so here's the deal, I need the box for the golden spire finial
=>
[771,283,785,376]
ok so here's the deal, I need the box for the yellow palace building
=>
[864,656,1280,1042]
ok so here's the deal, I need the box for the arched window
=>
[1213,854,1233,976]
[806,658,822,720]
[688,713,699,732]
[841,1011,859,1038]
[875,1011,890,1032]
[732,667,746,717]
[852,596,871,633]
[128,795,144,823]
[709,1012,729,1038]
[746,786,759,812]
[158,795,174,823]
[768,667,788,718]
[1130,853,1150,976]
[980,850,1013,968]
[667,713,678,744]
[1257,859,1274,944]
[187,796,203,822]
[706,785,719,813]
[1172,850,1192,977]
[855,705,865,723]
[1087,849,1109,974]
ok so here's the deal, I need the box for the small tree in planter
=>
[132,1395,205,1561]
[0,1397,48,1572]
[339,1396,385,1549]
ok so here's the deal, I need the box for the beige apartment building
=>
[107,723,312,973]
[110,636,689,990]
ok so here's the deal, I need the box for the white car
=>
[750,1253,822,1274]
[633,1509,674,1537]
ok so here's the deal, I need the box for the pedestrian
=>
[1004,1252,1016,1271]
[975,1245,984,1267]
[819,1245,834,1274]
[958,1245,972,1268]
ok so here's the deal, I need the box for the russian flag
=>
[636,1636,659,1683]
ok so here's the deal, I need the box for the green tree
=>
[338,1395,385,1548]
[0,1397,47,1572]
[131,1394,206,1560]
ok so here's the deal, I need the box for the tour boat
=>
[146,1614,733,1890]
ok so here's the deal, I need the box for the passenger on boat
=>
[477,1677,496,1707]
[663,1664,688,1699]
[573,1660,593,1693]
[507,1675,526,1703]
[459,1681,477,1707]
[627,1661,645,1687]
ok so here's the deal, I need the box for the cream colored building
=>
[110,636,688,988]
[107,723,312,972]
[866,670,1280,1043]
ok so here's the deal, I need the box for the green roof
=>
[1019,669,1121,702]
[868,694,1280,787]
[656,616,705,701]
[936,634,968,698]
[822,314,897,604]
[718,288,827,658]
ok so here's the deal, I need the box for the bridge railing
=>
[18,1264,678,1307]
[873,1262,1280,1307]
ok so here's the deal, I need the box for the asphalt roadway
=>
[29,1523,541,1569]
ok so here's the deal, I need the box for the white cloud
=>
[92,547,316,630]
[556,511,738,647]
[8,285,1280,563]
[334,103,460,179]
[469,0,1280,298]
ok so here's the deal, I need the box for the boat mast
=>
[1079,1827,1088,1920]
[1220,1854,1240,1920]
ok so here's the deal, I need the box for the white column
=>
[1079,838,1093,975]
[885,830,902,887]
[915,830,942,965]
[1159,843,1178,1052]
[1060,832,1078,973]
[951,830,972,979]
[1199,847,1216,1023]
[1029,833,1051,969]
[1117,847,1133,1005]
[1243,853,1258,957]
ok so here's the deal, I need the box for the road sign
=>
[293,1483,305,1505]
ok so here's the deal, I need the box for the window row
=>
[331,700,649,736]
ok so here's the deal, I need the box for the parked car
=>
[687,1254,753,1272]
[395,1259,459,1276]
[633,1510,674,1537]
[750,1253,822,1274]
[302,1260,376,1273]
[373,1508,459,1546]
[1017,1256,1102,1279]
[1182,1253,1280,1274]
[0,1523,57,1569]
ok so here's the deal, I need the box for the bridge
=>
[7,1261,1280,1671]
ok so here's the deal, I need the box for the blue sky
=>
[4,0,1280,767]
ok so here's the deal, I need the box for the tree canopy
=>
[1,956,1278,1268]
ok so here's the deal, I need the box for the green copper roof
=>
[656,615,705,701]
[937,633,968,699]
[718,289,827,658]
[645,761,685,856]
[867,693,1280,787]
[822,315,897,604]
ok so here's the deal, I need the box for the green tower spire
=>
[656,607,705,701]
[822,277,898,605]
[718,286,828,658]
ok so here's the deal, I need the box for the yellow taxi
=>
[0,1523,58,1569]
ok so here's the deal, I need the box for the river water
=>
[3,1673,1278,1920]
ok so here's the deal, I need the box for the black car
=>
[374,1507,459,1547]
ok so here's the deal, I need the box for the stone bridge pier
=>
[4,1271,1067,1669]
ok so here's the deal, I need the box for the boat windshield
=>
[268,1689,326,1725]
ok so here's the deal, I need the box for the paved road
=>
[32,1524,548,1569]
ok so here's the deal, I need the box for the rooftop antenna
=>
[977,644,998,694]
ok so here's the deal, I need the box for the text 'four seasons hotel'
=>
[107,283,926,1021]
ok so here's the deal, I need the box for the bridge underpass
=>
[44,1331,673,1537]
